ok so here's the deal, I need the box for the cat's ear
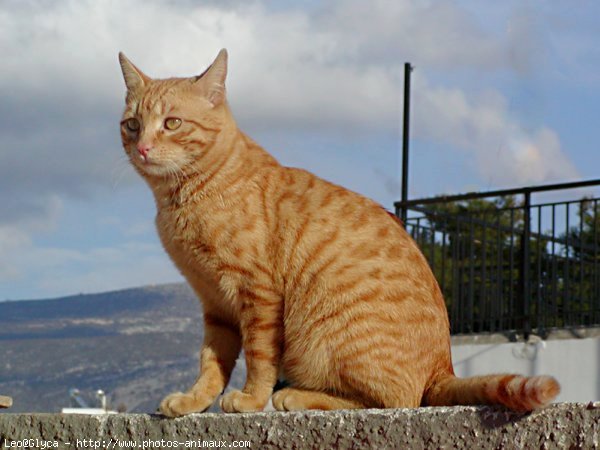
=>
[197,49,228,107]
[118,52,150,95]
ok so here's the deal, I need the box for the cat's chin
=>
[134,160,172,178]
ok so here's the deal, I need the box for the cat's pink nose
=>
[137,143,152,159]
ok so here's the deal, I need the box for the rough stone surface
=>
[0,403,598,449]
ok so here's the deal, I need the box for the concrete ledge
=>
[1,403,599,449]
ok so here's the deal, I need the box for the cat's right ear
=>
[118,52,150,95]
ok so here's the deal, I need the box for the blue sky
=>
[1,0,599,300]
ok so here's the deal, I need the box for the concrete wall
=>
[1,404,599,449]
[452,330,600,403]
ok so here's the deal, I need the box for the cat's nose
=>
[137,143,152,159]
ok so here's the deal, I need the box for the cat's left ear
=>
[118,52,150,95]
[197,49,228,107]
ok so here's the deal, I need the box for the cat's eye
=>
[125,118,140,132]
[164,117,182,130]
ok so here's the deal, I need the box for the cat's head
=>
[118,49,229,178]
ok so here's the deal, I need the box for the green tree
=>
[556,198,600,326]
[407,195,554,334]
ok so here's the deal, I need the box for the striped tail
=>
[424,374,560,411]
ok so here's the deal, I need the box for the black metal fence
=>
[395,179,600,338]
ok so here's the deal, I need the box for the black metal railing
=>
[394,179,600,338]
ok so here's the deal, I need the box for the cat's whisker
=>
[164,159,186,203]
[110,156,134,190]
[167,160,182,188]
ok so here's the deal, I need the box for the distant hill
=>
[0,283,247,413]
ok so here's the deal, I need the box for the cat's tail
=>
[423,373,560,411]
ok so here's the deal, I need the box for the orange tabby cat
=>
[118,49,560,417]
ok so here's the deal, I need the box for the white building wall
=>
[451,334,600,403]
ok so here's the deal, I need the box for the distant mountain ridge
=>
[0,283,246,413]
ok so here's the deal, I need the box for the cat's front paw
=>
[220,389,267,413]
[159,391,213,417]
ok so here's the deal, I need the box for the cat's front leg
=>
[160,313,241,417]
[220,287,282,413]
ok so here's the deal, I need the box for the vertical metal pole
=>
[520,190,532,339]
[401,62,412,223]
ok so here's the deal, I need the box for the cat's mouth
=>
[140,157,159,166]
[132,156,167,175]
[134,158,187,181]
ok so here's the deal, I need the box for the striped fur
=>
[118,50,560,417]
[424,374,560,412]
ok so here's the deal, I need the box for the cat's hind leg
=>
[272,388,365,411]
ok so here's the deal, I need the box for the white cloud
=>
[314,0,508,70]
[0,0,578,197]
[35,242,183,296]
[0,0,586,298]
[1,1,578,177]
[0,224,181,299]
[413,77,579,186]
[0,226,31,281]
